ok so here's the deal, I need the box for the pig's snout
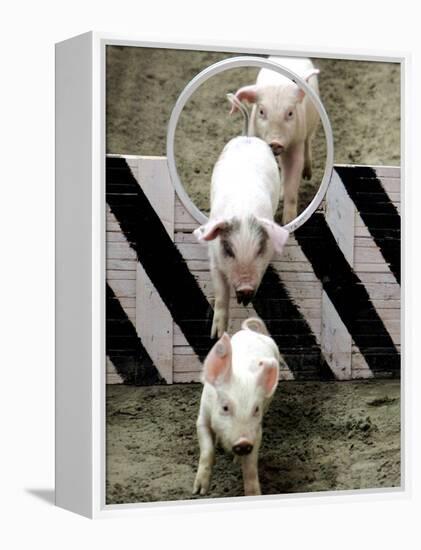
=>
[232,440,253,456]
[269,141,284,156]
[236,288,255,306]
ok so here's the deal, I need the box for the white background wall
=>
[1,1,420,548]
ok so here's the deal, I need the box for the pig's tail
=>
[226,93,250,137]
[241,317,269,335]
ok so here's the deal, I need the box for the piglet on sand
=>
[230,57,320,224]
[193,318,280,497]
[194,135,289,338]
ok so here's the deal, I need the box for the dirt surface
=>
[106,47,400,219]
[106,381,400,504]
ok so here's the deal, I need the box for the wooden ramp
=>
[106,155,401,384]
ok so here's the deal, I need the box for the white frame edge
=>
[55,31,95,518]
[55,31,408,519]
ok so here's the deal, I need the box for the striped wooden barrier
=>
[106,155,401,384]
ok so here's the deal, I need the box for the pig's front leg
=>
[193,419,215,496]
[240,442,262,496]
[280,142,305,225]
[211,266,230,339]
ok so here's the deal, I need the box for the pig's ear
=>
[230,85,258,113]
[203,333,232,386]
[256,358,279,398]
[258,218,289,255]
[193,219,228,242]
[294,68,320,103]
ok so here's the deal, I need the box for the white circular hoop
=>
[166,56,334,232]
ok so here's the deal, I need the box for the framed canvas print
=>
[55,32,405,518]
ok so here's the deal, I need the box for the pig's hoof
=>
[211,311,227,339]
[244,483,262,496]
[193,472,210,496]
[244,488,262,497]
[282,206,298,225]
[282,214,295,225]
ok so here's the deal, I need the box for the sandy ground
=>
[106,381,400,504]
[106,47,400,219]
[105,47,401,505]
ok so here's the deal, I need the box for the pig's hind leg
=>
[193,420,215,496]
[211,267,230,339]
[281,142,305,225]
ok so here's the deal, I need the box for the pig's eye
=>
[286,109,294,120]
[253,405,260,416]
[258,105,266,118]
[222,404,230,413]
[222,240,235,258]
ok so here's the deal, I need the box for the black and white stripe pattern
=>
[107,157,214,361]
[106,283,164,385]
[106,156,401,384]
[295,212,400,377]
[335,166,400,284]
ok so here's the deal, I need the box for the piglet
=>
[230,57,320,224]
[193,136,289,338]
[193,317,280,497]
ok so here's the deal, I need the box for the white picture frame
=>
[55,31,407,518]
